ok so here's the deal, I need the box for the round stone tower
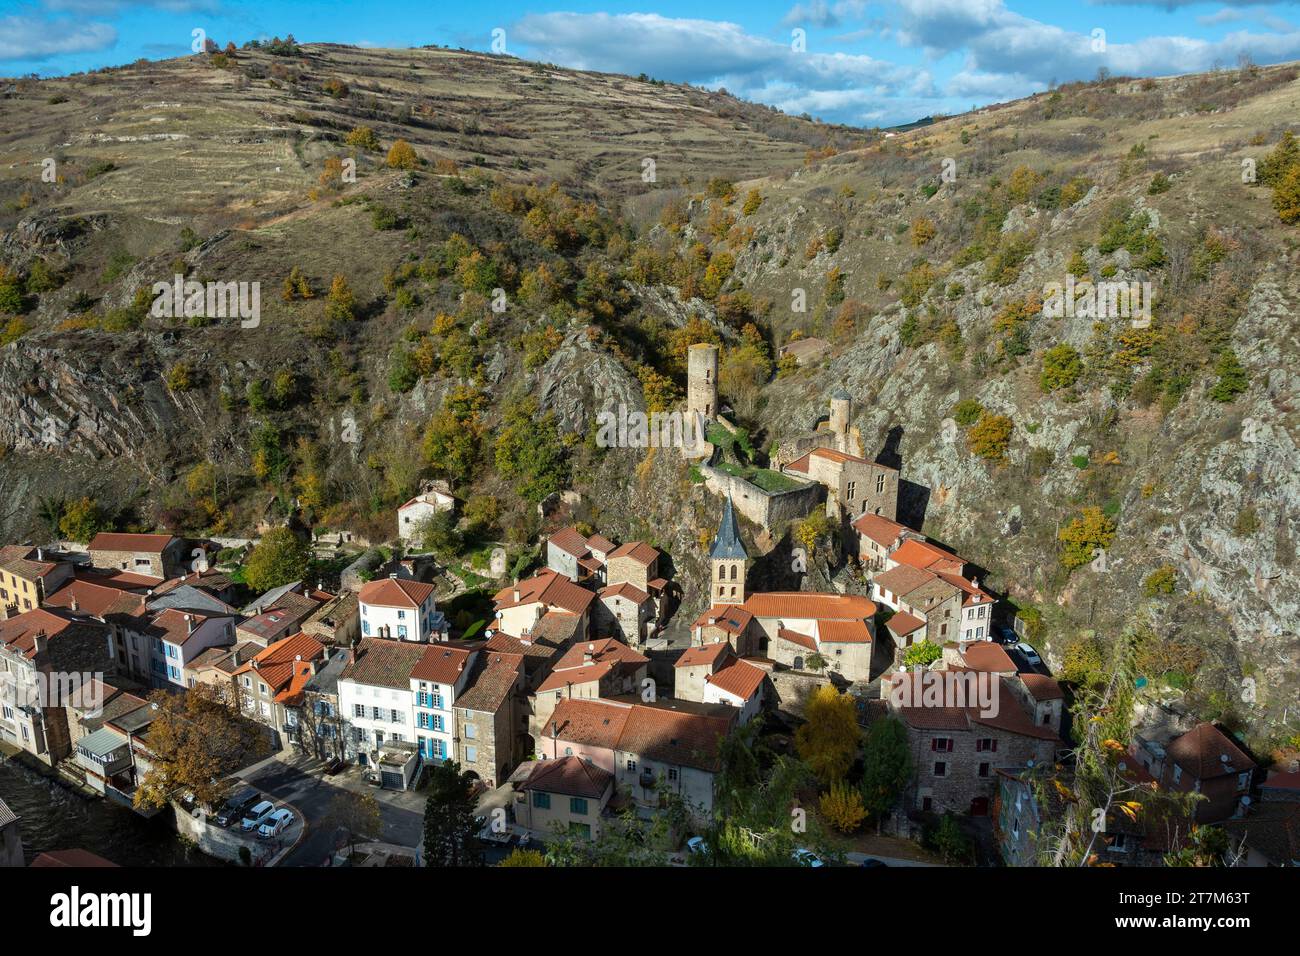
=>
[829,389,852,448]
[687,343,720,421]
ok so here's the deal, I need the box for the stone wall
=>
[698,464,822,533]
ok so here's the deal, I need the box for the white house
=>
[699,658,767,724]
[396,490,456,548]
[338,639,426,763]
[150,609,236,688]
[410,643,477,764]
[358,576,447,643]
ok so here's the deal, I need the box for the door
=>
[970,796,989,816]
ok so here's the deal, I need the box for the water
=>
[0,759,223,867]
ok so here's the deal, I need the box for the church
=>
[691,495,878,684]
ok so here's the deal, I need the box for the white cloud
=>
[0,15,116,61]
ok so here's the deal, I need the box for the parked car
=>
[859,857,888,868]
[792,848,825,868]
[994,624,1018,645]
[1016,642,1042,666]
[215,787,261,828]
[323,758,345,775]
[686,836,708,855]
[257,808,294,839]
[240,800,276,832]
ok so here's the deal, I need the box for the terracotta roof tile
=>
[608,541,658,566]
[493,569,595,616]
[522,755,613,799]
[705,658,767,700]
[410,644,476,684]
[88,532,177,553]
[1167,723,1256,779]
[359,577,435,608]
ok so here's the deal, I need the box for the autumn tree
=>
[795,685,861,785]
[423,386,488,487]
[1040,344,1082,392]
[58,496,107,542]
[326,790,381,856]
[820,781,866,833]
[244,526,312,592]
[134,683,271,812]
[1058,506,1116,571]
[968,412,1013,461]
[499,848,547,867]
[386,138,419,169]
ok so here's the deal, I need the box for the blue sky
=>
[3,0,1300,126]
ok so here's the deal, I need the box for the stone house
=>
[783,446,899,525]
[887,672,1062,816]
[87,533,186,580]
[545,526,615,584]
[396,487,457,548]
[673,643,767,724]
[453,650,525,788]
[1130,722,1257,824]
[229,632,327,746]
[492,569,594,641]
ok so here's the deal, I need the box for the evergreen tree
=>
[860,716,913,831]
[1209,348,1248,402]
[422,761,483,867]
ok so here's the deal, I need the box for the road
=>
[240,753,426,867]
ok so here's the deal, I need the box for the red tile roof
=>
[816,618,872,644]
[886,610,926,637]
[890,539,965,574]
[675,642,733,669]
[776,628,818,652]
[705,658,767,700]
[852,512,910,548]
[958,641,1016,673]
[601,582,650,604]
[547,526,592,558]
[494,569,595,616]
[544,698,734,772]
[340,638,430,690]
[537,638,647,693]
[232,632,326,703]
[359,577,435,608]
[1167,723,1256,779]
[88,532,177,553]
[522,755,614,799]
[608,541,658,566]
[46,579,149,619]
[0,608,107,659]
[692,604,754,635]
[1019,672,1065,701]
[410,643,475,685]
[742,592,875,620]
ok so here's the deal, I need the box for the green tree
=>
[416,509,462,557]
[1209,349,1248,402]
[902,640,943,667]
[931,813,973,863]
[968,413,1013,461]
[422,761,483,867]
[860,716,912,829]
[494,398,569,503]
[422,386,488,487]
[244,526,311,592]
[952,398,984,427]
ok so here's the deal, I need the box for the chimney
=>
[70,594,80,613]
[32,630,48,658]
[513,588,520,603]
[36,547,44,561]
[230,645,242,667]
[184,613,194,634]
[389,572,398,580]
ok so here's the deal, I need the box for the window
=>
[371,706,384,720]
[933,762,947,777]
[397,610,406,620]
[464,723,477,740]
[626,758,637,772]
[465,745,478,764]
[362,618,370,636]
[243,676,252,688]
[390,709,403,724]
[846,481,856,501]
[876,474,885,494]
[532,792,551,809]
[931,737,953,752]
[397,625,407,639]
[978,763,990,778]
[1172,766,1183,784]
[570,797,589,816]
[976,738,998,752]
[921,796,933,812]
[259,683,268,695]
[1111,833,1129,853]
[667,768,678,782]
[353,703,365,718]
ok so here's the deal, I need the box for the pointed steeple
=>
[709,494,748,561]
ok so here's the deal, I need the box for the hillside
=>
[1,45,1298,757]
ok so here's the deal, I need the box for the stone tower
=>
[828,389,852,452]
[687,343,720,422]
[709,494,748,604]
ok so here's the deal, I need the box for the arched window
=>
[729,564,737,580]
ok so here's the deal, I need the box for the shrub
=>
[386,139,419,170]
[910,216,937,247]
[1040,344,1082,392]
[820,782,867,833]
[968,413,1013,461]
[1143,566,1177,596]
[165,361,194,391]
[1209,349,1248,402]
[902,639,942,667]
[344,126,381,151]
[952,399,984,427]
[1058,506,1117,571]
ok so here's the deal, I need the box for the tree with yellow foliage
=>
[820,781,867,833]
[386,138,420,170]
[795,685,861,784]
[1058,506,1117,571]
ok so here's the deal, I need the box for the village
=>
[0,341,1287,870]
